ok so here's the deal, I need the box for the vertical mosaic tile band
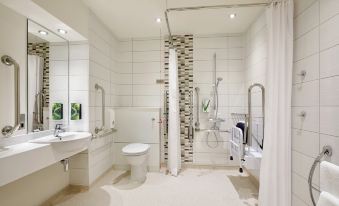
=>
[164,35,194,163]
[28,42,50,107]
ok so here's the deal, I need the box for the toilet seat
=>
[122,143,150,156]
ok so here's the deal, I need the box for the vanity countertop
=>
[0,132,91,187]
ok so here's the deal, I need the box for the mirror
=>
[27,20,69,133]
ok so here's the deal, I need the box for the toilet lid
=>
[122,143,150,156]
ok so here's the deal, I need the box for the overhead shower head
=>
[1,55,16,66]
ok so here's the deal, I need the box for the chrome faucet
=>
[54,124,65,138]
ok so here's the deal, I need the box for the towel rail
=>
[308,145,333,206]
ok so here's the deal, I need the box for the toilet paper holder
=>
[308,145,333,206]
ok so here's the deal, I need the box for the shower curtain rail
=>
[164,2,271,45]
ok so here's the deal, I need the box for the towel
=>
[202,99,211,113]
[317,192,339,206]
[230,126,243,158]
[320,161,339,198]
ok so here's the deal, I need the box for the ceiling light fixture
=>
[156,18,161,23]
[57,29,67,34]
[38,30,48,35]
[229,13,237,19]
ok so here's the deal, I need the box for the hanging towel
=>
[202,99,211,113]
[317,192,339,206]
[230,126,243,158]
[321,161,339,198]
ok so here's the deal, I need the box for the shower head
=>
[1,55,16,66]
[216,77,223,87]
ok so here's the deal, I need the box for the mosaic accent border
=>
[28,42,50,107]
[164,35,194,163]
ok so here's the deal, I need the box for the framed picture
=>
[71,103,82,120]
[52,103,63,120]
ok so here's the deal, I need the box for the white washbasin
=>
[31,132,91,153]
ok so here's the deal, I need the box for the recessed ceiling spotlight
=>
[156,18,161,23]
[57,29,67,34]
[38,30,48,35]
[229,13,237,19]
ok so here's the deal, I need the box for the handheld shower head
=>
[216,77,223,87]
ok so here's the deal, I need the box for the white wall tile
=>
[320,45,339,78]
[320,14,339,50]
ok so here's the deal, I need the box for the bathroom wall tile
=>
[294,0,318,17]
[292,81,319,107]
[69,60,89,76]
[294,27,319,62]
[49,76,68,92]
[292,173,318,206]
[133,85,161,96]
[90,46,110,69]
[320,107,339,137]
[50,44,68,61]
[292,194,308,206]
[117,74,132,84]
[116,85,132,95]
[293,54,319,84]
[133,73,160,84]
[320,45,339,78]
[132,96,161,107]
[320,76,339,106]
[49,60,68,76]
[133,39,162,51]
[133,51,161,62]
[118,51,132,62]
[117,62,132,74]
[118,40,132,52]
[133,61,161,73]
[89,31,110,56]
[70,43,89,60]
[228,36,244,48]
[291,107,319,132]
[320,14,339,51]
[320,0,339,23]
[69,76,89,91]
[294,1,319,39]
[193,60,214,72]
[292,129,319,158]
[194,37,228,49]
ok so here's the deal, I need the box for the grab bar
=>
[308,145,332,206]
[1,55,23,137]
[248,83,265,147]
[95,84,105,134]
[194,87,200,131]
[188,90,194,143]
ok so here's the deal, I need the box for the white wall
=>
[0,3,27,138]
[292,0,339,205]
[244,12,267,152]
[116,38,164,108]
[193,35,245,165]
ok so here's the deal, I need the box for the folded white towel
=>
[320,161,339,198]
[317,192,339,206]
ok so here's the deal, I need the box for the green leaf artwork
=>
[71,103,82,120]
[52,103,63,120]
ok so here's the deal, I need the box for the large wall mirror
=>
[27,20,69,133]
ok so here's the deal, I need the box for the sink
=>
[31,132,91,153]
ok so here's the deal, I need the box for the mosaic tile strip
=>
[164,35,194,163]
[28,42,50,107]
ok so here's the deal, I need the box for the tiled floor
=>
[53,168,258,206]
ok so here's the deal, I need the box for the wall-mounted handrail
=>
[95,83,105,134]
[248,83,265,148]
[1,55,22,137]
[308,145,333,206]
[194,87,200,131]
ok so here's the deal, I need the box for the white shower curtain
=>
[259,1,293,205]
[168,48,181,176]
[28,55,44,131]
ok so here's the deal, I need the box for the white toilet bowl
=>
[122,143,150,182]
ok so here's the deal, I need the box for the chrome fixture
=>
[308,145,333,206]
[95,84,105,134]
[61,158,69,172]
[297,70,307,79]
[248,83,265,148]
[298,111,307,118]
[188,90,194,144]
[164,2,270,46]
[1,55,23,137]
[54,124,65,138]
[194,87,200,131]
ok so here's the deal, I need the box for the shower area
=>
[163,2,267,180]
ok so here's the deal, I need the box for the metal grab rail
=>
[1,55,22,137]
[95,84,105,134]
[248,83,265,148]
[194,87,200,131]
[308,145,333,206]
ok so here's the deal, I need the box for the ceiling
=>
[28,20,67,43]
[82,0,268,39]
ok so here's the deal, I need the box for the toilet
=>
[122,143,150,182]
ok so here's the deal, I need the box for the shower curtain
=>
[28,55,44,131]
[259,1,293,205]
[168,48,181,176]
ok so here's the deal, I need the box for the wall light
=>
[156,18,161,23]
[57,29,67,34]
[229,13,237,19]
[38,30,48,35]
